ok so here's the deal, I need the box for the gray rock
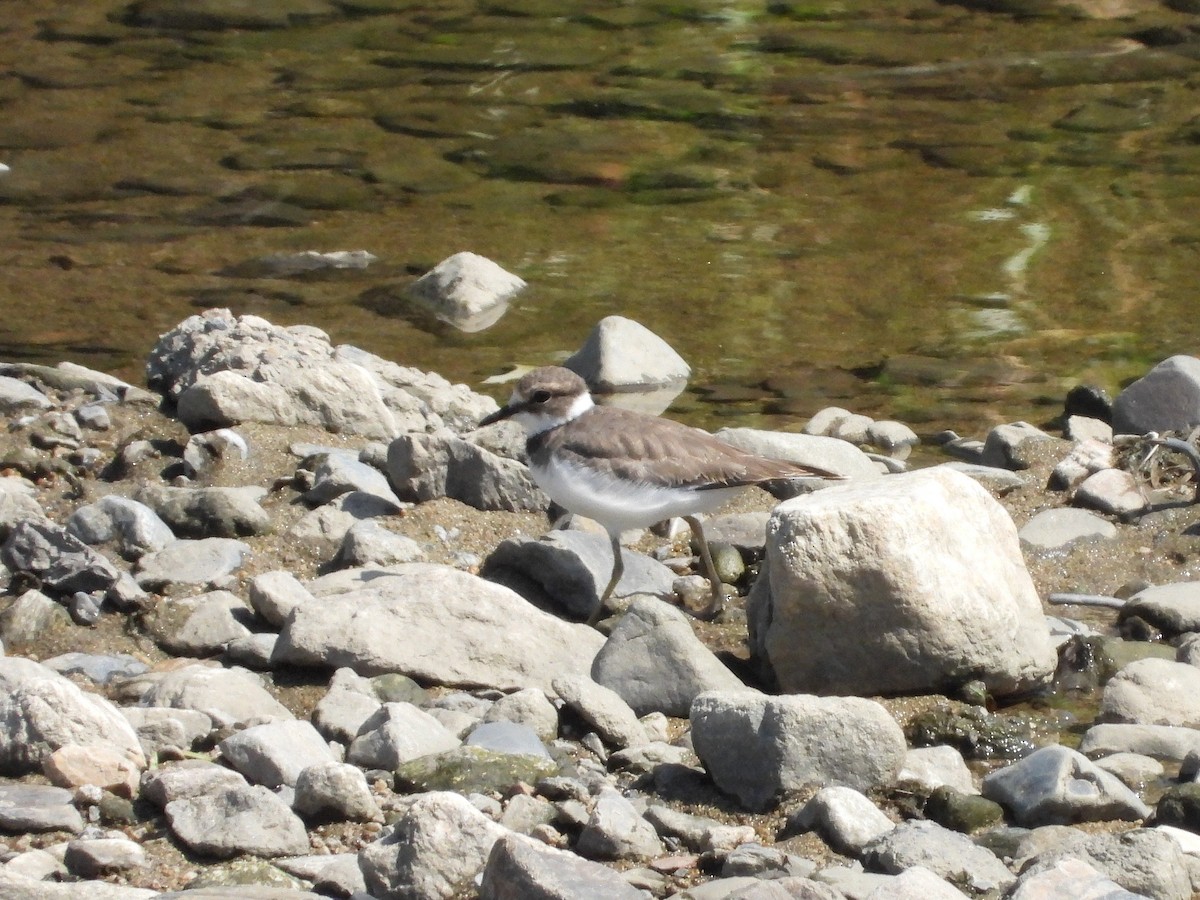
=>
[0,783,84,833]
[3,847,66,881]
[148,309,406,439]
[285,504,360,559]
[67,496,175,560]
[223,632,278,669]
[866,420,920,459]
[715,427,881,480]
[0,478,46,536]
[181,427,249,478]
[1019,507,1117,550]
[483,531,676,620]
[347,702,461,770]
[312,668,383,743]
[465,721,550,759]
[897,746,976,794]
[121,706,213,758]
[552,673,648,750]
[274,564,605,692]
[940,460,1027,491]
[591,597,746,717]
[1123,582,1200,637]
[827,412,873,445]
[387,431,547,512]
[1018,828,1189,900]
[576,787,665,861]
[248,569,315,628]
[722,843,816,879]
[1094,752,1163,791]
[0,375,51,411]
[1,519,121,599]
[703,512,772,554]
[359,791,509,900]
[1101,658,1200,727]
[1065,415,1113,443]
[482,688,558,742]
[43,651,148,685]
[981,744,1151,826]
[643,805,755,853]
[748,467,1055,698]
[863,866,971,899]
[0,660,145,775]
[864,820,1014,893]
[728,878,849,900]
[1007,857,1149,900]
[1080,723,1200,762]
[337,519,424,567]
[151,590,254,655]
[1050,437,1114,491]
[790,786,895,856]
[1074,468,1147,516]
[690,691,906,811]
[134,537,252,590]
[480,830,646,899]
[294,761,383,822]
[0,588,73,647]
[1112,355,1200,436]
[64,837,146,877]
[562,315,689,390]
[304,452,401,506]
[136,483,270,538]
[141,759,246,807]
[980,421,1059,470]
[218,719,336,788]
[804,407,855,436]
[135,662,293,728]
[406,251,525,332]
[275,853,367,898]
[164,781,310,858]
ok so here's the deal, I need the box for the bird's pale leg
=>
[587,533,624,626]
[684,515,725,620]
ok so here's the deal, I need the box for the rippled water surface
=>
[2,0,1198,431]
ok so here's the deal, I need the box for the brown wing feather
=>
[537,406,838,489]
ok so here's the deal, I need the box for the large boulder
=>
[1112,355,1200,436]
[748,466,1055,698]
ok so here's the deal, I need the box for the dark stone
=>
[1155,782,1200,830]
[924,786,1004,833]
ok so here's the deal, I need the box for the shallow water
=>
[1,0,1198,432]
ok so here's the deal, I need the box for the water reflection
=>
[0,2,1197,434]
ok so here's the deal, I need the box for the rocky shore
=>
[3,307,1200,900]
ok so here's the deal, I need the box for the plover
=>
[480,366,841,624]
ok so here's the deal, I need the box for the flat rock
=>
[136,484,270,539]
[789,786,895,856]
[134,537,252,590]
[981,744,1151,826]
[165,781,311,859]
[479,831,645,899]
[1019,507,1116,550]
[0,375,51,411]
[690,691,906,811]
[1074,468,1147,516]
[863,865,971,899]
[590,596,747,717]
[715,427,881,480]
[303,452,401,507]
[748,467,1056,698]
[1121,582,1200,637]
[863,819,1015,894]
[275,564,605,692]
[1018,828,1189,900]
[1007,857,1150,900]
[337,519,424,567]
[149,590,254,655]
[1101,658,1200,727]
[64,837,146,877]
[134,662,293,728]
[0,783,84,833]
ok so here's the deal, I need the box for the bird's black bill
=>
[479,405,515,427]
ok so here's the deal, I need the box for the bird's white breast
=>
[530,453,741,534]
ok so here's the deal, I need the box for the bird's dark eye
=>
[531,390,551,404]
